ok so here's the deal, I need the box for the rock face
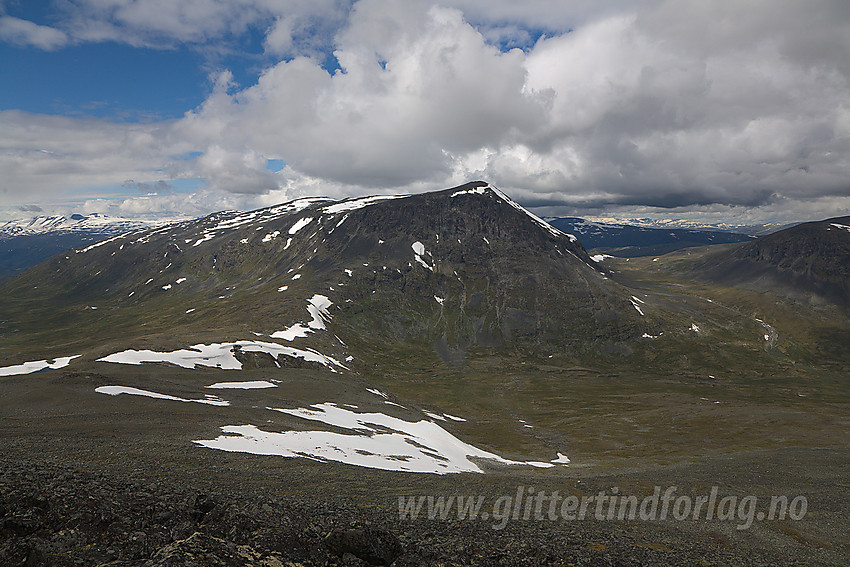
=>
[692,216,850,308]
[0,182,649,366]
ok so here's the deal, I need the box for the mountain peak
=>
[1,182,646,369]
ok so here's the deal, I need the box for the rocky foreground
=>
[2,450,846,566]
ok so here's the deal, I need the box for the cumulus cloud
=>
[0,16,68,49]
[1,0,849,224]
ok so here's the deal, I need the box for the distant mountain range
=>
[545,217,758,257]
[0,213,181,280]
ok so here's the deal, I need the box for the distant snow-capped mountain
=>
[0,213,189,280]
[0,213,172,238]
[578,216,788,236]
[544,216,757,257]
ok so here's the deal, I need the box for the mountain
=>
[682,216,850,309]
[0,213,175,280]
[584,216,790,236]
[545,216,757,257]
[2,183,849,565]
[0,182,656,369]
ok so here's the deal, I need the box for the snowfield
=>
[195,402,570,475]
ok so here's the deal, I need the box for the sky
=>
[1,0,849,226]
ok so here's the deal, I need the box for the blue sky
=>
[1,1,849,225]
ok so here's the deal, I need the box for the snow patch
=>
[95,385,229,406]
[288,217,313,235]
[412,241,434,271]
[98,341,347,372]
[450,186,488,197]
[322,195,406,215]
[195,403,566,474]
[206,381,277,389]
[0,355,81,377]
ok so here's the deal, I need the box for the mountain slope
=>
[683,216,850,309]
[0,182,654,369]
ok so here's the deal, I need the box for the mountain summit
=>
[1,182,649,369]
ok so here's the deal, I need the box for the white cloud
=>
[1,0,849,225]
[0,16,68,49]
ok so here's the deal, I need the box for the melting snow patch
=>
[95,386,229,406]
[642,332,663,339]
[206,381,277,389]
[829,223,850,233]
[590,254,612,263]
[322,195,406,215]
[443,413,466,422]
[162,284,172,290]
[450,186,488,197]
[288,217,313,235]
[271,324,311,341]
[0,355,81,377]
[277,285,288,292]
[77,234,125,253]
[690,323,701,333]
[175,278,187,284]
[98,341,347,372]
[434,296,444,305]
[551,453,571,464]
[424,410,447,421]
[195,403,565,474]
[271,294,333,340]
[629,296,645,316]
[412,241,434,271]
[193,233,215,247]
[262,231,280,242]
[291,274,301,280]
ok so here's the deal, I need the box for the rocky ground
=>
[2,445,848,566]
